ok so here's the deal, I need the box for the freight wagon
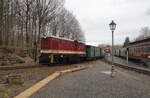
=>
[114,49,121,57]
[86,45,104,60]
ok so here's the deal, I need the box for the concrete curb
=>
[14,66,88,98]
[60,66,87,73]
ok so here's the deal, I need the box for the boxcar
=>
[95,47,101,57]
[120,48,127,58]
[86,45,103,60]
[86,45,95,58]
[115,49,121,57]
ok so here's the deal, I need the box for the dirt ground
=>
[0,64,77,98]
[0,47,34,66]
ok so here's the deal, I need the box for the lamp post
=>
[109,20,116,77]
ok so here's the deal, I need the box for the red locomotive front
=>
[39,36,86,64]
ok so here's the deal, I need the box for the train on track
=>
[115,37,150,66]
[39,35,104,64]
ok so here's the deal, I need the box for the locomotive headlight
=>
[61,55,63,58]
[148,56,150,58]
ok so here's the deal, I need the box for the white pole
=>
[111,30,115,78]
[112,30,114,67]
[126,49,128,64]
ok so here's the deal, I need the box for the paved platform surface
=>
[105,55,150,69]
[30,60,150,98]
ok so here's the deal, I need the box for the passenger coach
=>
[116,37,150,66]
[128,37,150,63]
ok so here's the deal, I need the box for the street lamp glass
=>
[109,20,116,31]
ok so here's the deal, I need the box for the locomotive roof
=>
[129,37,150,45]
[86,45,99,48]
[41,35,85,44]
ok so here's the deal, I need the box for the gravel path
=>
[31,60,150,98]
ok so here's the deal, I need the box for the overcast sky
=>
[65,0,150,46]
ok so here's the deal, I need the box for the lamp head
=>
[109,20,116,31]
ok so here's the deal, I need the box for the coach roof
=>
[129,37,150,45]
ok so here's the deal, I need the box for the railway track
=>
[1,59,150,77]
[0,60,92,71]
[0,62,78,71]
[104,59,150,76]
[0,63,44,70]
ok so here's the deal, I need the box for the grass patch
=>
[0,84,12,98]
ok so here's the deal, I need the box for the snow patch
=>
[101,71,112,75]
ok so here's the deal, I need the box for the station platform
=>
[105,55,150,69]
[30,60,150,98]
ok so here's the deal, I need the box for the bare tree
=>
[36,0,64,43]
[140,27,150,38]
[0,0,4,45]
[0,0,85,56]
[135,27,150,41]
[51,8,85,42]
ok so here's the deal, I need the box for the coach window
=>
[136,47,139,53]
[137,47,139,52]
[139,48,140,52]
[145,47,147,52]
[142,47,144,52]
[135,48,137,53]
[148,47,150,52]
[137,48,139,52]
[129,48,133,53]
[143,47,145,52]
[145,47,147,53]
[147,47,149,52]
[135,47,138,53]
[139,47,141,52]
[131,48,133,54]
[129,48,131,53]
[141,47,143,52]
[146,47,149,52]
[144,46,146,52]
